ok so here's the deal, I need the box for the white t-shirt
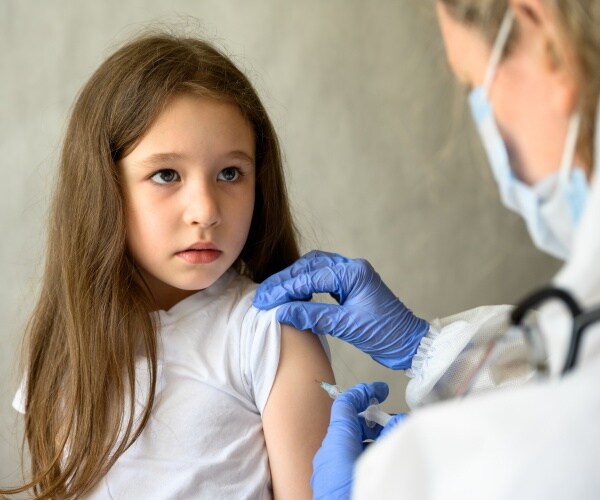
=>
[15,269,282,499]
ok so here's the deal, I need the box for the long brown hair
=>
[439,0,600,170]
[2,30,299,499]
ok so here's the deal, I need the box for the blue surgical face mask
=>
[468,10,589,260]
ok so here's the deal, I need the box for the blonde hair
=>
[440,0,600,169]
[1,32,299,499]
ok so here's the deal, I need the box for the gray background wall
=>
[0,0,560,483]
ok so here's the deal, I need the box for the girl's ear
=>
[509,0,579,115]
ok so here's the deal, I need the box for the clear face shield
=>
[431,287,600,400]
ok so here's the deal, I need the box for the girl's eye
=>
[151,169,180,185]
[218,167,241,182]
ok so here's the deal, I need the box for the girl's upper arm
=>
[262,324,334,500]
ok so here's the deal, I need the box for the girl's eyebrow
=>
[136,152,185,168]
[136,150,256,168]
[226,150,256,164]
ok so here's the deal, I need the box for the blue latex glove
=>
[253,250,430,370]
[311,382,408,500]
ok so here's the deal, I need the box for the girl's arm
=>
[262,325,334,499]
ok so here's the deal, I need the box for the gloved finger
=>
[274,302,344,335]
[254,260,354,310]
[332,383,390,443]
[379,413,409,439]
[332,382,390,422]
[357,416,386,442]
[257,250,346,289]
[254,250,362,308]
[275,302,388,353]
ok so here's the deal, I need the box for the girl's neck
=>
[140,270,204,312]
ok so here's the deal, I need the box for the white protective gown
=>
[354,140,600,497]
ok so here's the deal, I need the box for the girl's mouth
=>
[176,249,222,264]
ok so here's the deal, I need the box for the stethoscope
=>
[510,286,600,375]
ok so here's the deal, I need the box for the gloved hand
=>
[253,250,430,369]
[379,412,409,439]
[311,382,408,500]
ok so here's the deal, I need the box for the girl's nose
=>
[182,184,220,228]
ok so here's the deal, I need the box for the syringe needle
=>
[317,380,392,427]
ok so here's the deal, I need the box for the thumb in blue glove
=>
[254,250,430,370]
[311,382,409,500]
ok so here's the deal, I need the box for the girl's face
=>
[436,1,583,184]
[120,94,256,310]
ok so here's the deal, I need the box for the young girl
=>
[2,31,334,499]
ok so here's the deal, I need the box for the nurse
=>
[254,0,600,497]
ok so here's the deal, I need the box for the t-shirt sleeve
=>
[12,376,27,414]
[240,306,281,414]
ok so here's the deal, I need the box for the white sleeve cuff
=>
[406,322,443,380]
[12,376,27,414]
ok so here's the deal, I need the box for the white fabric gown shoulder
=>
[354,129,600,499]
[355,355,600,499]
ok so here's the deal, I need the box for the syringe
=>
[318,381,392,427]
